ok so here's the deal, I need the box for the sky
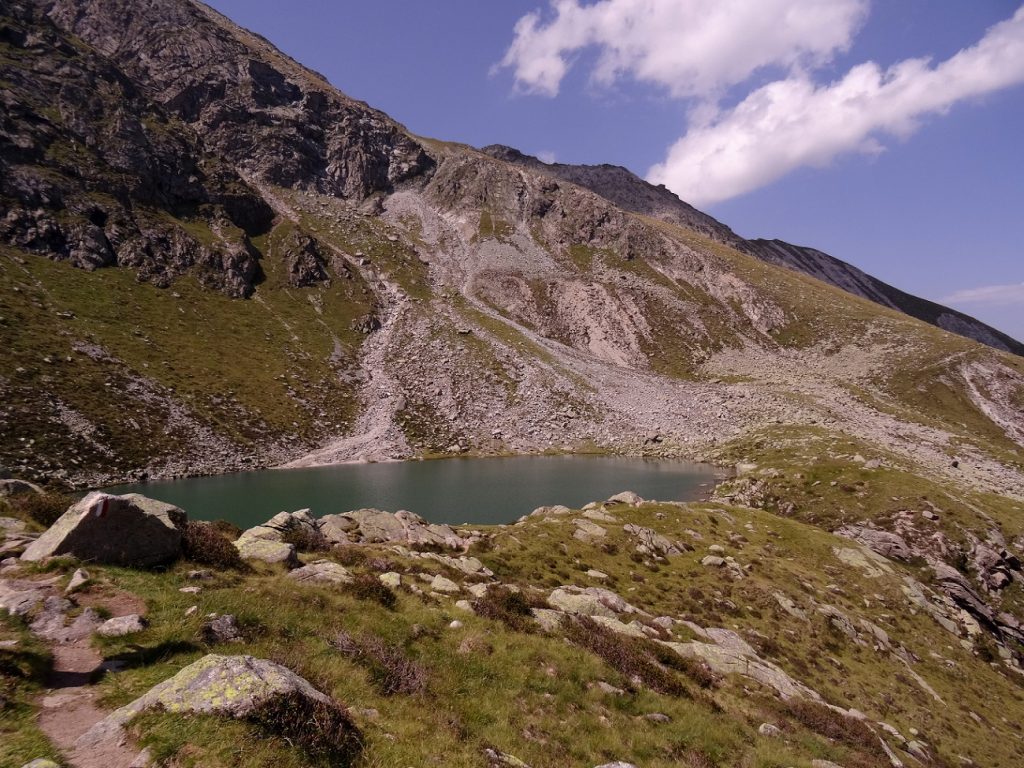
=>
[205,0,1024,342]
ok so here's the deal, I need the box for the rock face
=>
[485,144,1024,356]
[20,493,186,567]
[77,654,336,748]
[287,559,353,585]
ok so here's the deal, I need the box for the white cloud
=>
[647,7,1024,206]
[500,0,867,98]
[943,283,1024,306]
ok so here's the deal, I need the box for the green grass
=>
[0,240,374,482]
[0,614,59,768]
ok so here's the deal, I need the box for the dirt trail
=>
[24,581,146,768]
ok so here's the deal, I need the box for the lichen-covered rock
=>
[20,760,62,768]
[77,654,335,749]
[233,535,297,565]
[287,559,353,585]
[21,493,185,567]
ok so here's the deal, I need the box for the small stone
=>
[643,713,671,723]
[586,569,608,580]
[379,572,401,589]
[185,605,198,617]
[701,555,726,567]
[179,586,202,594]
[65,568,90,594]
[455,600,474,612]
[199,614,243,644]
[758,723,782,737]
[97,614,146,638]
[708,544,726,555]
[448,620,464,629]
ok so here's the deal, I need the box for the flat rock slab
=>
[287,560,353,585]
[21,492,185,567]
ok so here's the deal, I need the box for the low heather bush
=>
[332,630,427,696]
[181,521,250,572]
[248,691,362,766]
[346,573,397,609]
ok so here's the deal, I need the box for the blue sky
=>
[206,0,1023,342]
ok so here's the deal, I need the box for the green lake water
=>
[106,456,722,529]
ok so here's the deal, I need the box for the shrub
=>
[333,545,367,567]
[346,573,397,609]
[280,523,329,553]
[211,519,242,539]
[471,587,540,632]
[181,521,251,572]
[332,631,427,696]
[248,691,362,766]
[785,698,880,752]
[12,491,73,527]
[563,616,690,697]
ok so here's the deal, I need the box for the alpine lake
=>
[106,455,723,529]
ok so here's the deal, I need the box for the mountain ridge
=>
[480,144,1023,357]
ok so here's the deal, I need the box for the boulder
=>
[21,493,185,567]
[77,654,337,749]
[0,478,43,498]
[573,519,607,542]
[287,559,353,585]
[834,525,912,562]
[97,614,146,637]
[233,535,297,566]
[548,586,640,619]
[623,523,685,557]
[20,760,61,768]
[430,574,461,594]
[607,491,643,506]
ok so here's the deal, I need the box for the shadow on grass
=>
[104,640,202,671]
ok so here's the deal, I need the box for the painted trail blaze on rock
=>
[20,492,186,567]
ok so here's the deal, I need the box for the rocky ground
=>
[4,487,1024,767]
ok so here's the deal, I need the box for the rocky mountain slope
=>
[481,146,1024,357]
[2,0,1024,767]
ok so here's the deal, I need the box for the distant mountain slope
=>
[482,144,1024,356]
[743,238,1024,356]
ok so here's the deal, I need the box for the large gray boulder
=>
[21,493,186,567]
[77,654,336,749]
